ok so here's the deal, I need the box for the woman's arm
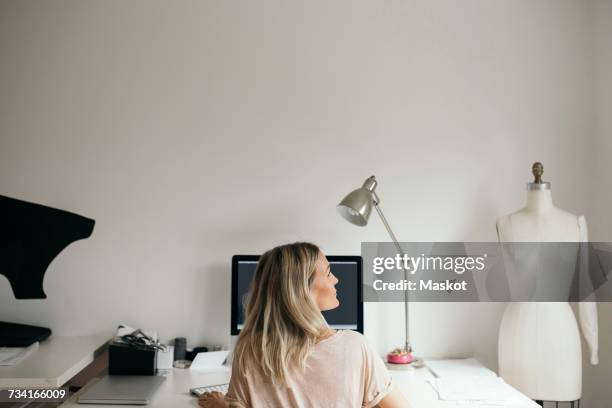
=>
[376,387,409,408]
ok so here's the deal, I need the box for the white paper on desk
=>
[190,350,230,372]
[426,358,497,379]
[0,342,39,366]
[428,376,513,403]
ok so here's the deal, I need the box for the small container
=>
[387,352,414,364]
[387,346,414,365]
[156,345,174,370]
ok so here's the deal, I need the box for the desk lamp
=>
[337,176,413,364]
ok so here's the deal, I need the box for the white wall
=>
[591,1,612,241]
[581,1,612,407]
[0,0,603,391]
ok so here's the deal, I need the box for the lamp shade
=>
[337,176,378,226]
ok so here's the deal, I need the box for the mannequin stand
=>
[535,399,580,407]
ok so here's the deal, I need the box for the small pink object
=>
[387,348,414,364]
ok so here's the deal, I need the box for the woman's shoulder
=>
[317,331,380,364]
[338,329,365,340]
[321,329,369,348]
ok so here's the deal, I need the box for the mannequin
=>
[496,163,598,403]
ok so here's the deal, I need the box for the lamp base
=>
[385,357,424,371]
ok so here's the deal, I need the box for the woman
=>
[200,242,408,408]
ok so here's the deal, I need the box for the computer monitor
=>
[231,255,363,335]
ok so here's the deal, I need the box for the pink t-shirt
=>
[225,330,393,408]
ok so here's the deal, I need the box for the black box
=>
[108,343,157,375]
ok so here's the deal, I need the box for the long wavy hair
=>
[233,242,331,385]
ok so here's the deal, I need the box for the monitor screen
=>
[231,255,363,335]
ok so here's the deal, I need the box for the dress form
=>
[496,163,598,402]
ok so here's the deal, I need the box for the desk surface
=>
[0,335,109,388]
[395,367,540,408]
[63,368,231,408]
[62,364,540,408]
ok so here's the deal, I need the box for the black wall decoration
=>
[0,195,95,299]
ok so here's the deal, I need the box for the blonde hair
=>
[233,242,332,385]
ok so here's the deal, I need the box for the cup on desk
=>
[157,345,174,370]
[173,337,187,361]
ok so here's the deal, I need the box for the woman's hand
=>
[198,391,229,408]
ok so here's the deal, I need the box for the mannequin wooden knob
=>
[532,162,544,184]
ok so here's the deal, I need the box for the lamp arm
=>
[374,203,403,255]
[373,202,411,352]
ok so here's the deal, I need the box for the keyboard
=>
[190,383,229,397]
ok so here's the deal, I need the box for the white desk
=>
[62,363,540,408]
[0,335,110,388]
